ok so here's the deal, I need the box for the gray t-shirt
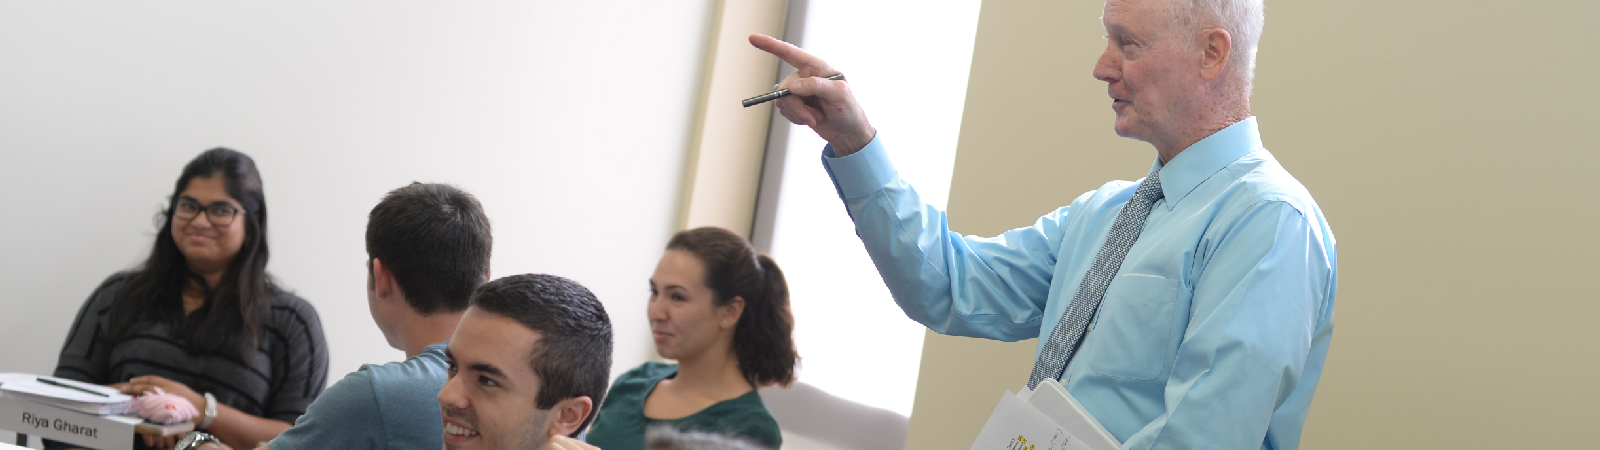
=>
[268,342,449,450]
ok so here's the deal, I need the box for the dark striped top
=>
[52,272,329,424]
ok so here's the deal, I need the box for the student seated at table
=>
[181,273,613,450]
[262,182,492,450]
[437,274,615,450]
[51,148,328,450]
[584,227,797,450]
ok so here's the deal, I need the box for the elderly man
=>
[751,0,1336,448]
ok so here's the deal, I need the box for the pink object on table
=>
[128,387,199,424]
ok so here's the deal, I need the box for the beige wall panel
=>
[910,0,1599,448]
[678,0,789,236]
[1258,1,1599,447]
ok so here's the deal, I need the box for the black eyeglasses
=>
[175,199,243,227]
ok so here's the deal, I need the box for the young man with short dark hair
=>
[439,274,613,450]
[263,182,492,450]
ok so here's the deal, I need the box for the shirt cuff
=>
[822,134,898,199]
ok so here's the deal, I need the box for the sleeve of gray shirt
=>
[267,369,386,450]
[52,274,124,384]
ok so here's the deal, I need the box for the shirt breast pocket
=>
[1087,274,1181,381]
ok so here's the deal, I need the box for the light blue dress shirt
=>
[821,118,1336,450]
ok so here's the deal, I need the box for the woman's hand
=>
[112,375,290,449]
[115,376,205,449]
[142,433,179,449]
[118,375,205,413]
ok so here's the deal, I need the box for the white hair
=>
[1169,0,1264,94]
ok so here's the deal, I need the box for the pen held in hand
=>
[741,73,845,107]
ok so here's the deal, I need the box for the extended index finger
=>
[749,34,833,74]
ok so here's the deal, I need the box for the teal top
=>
[267,342,450,450]
[585,361,781,450]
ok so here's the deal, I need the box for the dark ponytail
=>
[666,227,797,387]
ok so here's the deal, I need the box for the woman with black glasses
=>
[49,148,328,450]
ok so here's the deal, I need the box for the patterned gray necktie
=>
[1026,171,1165,390]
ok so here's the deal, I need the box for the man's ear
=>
[549,396,594,438]
[372,258,399,299]
[1199,27,1233,81]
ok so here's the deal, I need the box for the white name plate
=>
[0,393,135,450]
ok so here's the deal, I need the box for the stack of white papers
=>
[968,379,1120,450]
[0,373,132,415]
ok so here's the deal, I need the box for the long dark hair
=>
[105,148,273,362]
[666,227,796,387]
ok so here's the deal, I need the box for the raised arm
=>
[822,140,1076,341]
[748,34,875,155]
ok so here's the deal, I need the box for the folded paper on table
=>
[0,373,131,415]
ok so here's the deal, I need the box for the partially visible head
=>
[438,274,613,450]
[651,227,796,387]
[1093,0,1263,150]
[644,427,768,450]
[365,182,492,345]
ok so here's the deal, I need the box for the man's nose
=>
[437,374,466,407]
[1093,45,1119,83]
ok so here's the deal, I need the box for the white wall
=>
[0,0,712,404]
[762,0,981,419]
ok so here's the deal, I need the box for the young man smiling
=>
[439,274,614,450]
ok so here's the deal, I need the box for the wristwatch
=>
[176,431,221,450]
[199,392,217,429]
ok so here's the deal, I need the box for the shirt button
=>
[1087,323,1096,332]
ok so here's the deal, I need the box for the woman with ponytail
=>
[585,227,796,450]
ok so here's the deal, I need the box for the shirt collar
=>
[1148,116,1263,209]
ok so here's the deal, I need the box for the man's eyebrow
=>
[469,362,507,379]
[1105,22,1132,37]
